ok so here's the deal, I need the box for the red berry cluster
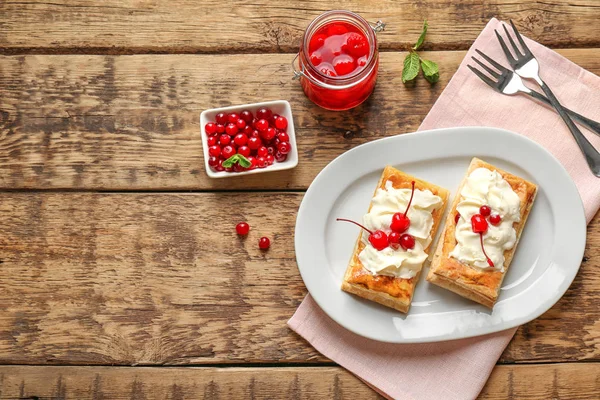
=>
[204,107,291,172]
[469,205,502,268]
[337,181,418,253]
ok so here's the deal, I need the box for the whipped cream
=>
[450,168,521,271]
[359,180,443,279]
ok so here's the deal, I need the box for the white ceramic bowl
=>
[200,100,298,178]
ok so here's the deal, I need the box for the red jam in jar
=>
[294,11,383,110]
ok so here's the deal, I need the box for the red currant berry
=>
[256,108,272,121]
[471,214,489,234]
[219,134,231,146]
[480,205,491,217]
[215,159,225,172]
[251,130,260,138]
[236,222,250,235]
[255,119,269,132]
[243,125,253,135]
[399,234,416,250]
[277,141,291,155]
[233,163,244,172]
[267,146,276,155]
[227,113,239,124]
[208,145,221,157]
[262,127,276,141]
[388,231,401,249]
[275,152,287,162]
[236,118,246,130]
[270,113,279,126]
[257,156,267,168]
[277,132,290,142]
[208,156,219,168]
[257,146,268,158]
[222,145,236,159]
[216,123,225,134]
[248,136,262,150]
[234,133,248,147]
[275,116,288,130]
[224,166,233,173]
[205,122,217,135]
[391,212,410,233]
[237,145,251,158]
[207,136,218,146]
[489,214,502,226]
[215,113,227,125]
[266,154,274,165]
[225,123,238,136]
[259,236,270,250]
[247,156,257,170]
[240,110,253,123]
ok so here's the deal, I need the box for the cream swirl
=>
[450,168,521,271]
[359,180,443,279]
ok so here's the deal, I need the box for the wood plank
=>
[2,49,600,190]
[0,364,598,399]
[0,193,597,365]
[2,1,600,53]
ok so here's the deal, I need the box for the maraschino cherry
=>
[336,218,388,251]
[489,213,502,226]
[399,233,415,250]
[390,181,416,233]
[471,214,494,267]
[388,231,401,249]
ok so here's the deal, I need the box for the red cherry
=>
[247,156,258,170]
[243,125,253,136]
[328,24,348,35]
[277,132,290,142]
[259,236,270,250]
[399,234,416,250]
[390,213,410,233]
[344,32,369,58]
[310,54,323,66]
[256,108,272,121]
[257,156,267,168]
[215,159,225,172]
[255,119,269,132]
[236,222,250,235]
[248,137,262,150]
[225,123,238,136]
[455,212,461,224]
[275,152,287,162]
[207,136,218,146]
[234,133,248,147]
[269,113,280,126]
[266,154,275,165]
[471,214,488,234]
[309,33,327,52]
[222,145,235,159]
[216,124,225,134]
[208,156,219,168]
[205,122,217,135]
[336,218,388,251]
[277,141,291,155]
[227,113,239,124]
[208,145,221,158]
[233,163,244,172]
[224,166,233,173]
[236,118,247,130]
[215,113,227,125]
[333,54,356,76]
[257,146,268,158]
[490,214,502,226]
[388,231,401,249]
[480,205,491,217]
[274,116,288,130]
[238,145,251,158]
[251,130,260,138]
[240,110,253,123]
[357,56,368,67]
[219,134,231,146]
[318,63,337,77]
[262,127,276,141]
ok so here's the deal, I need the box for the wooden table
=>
[0,1,598,398]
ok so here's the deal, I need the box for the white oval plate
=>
[295,127,586,343]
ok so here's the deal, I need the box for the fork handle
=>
[527,90,600,137]
[538,80,600,177]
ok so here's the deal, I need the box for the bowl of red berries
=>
[201,100,298,178]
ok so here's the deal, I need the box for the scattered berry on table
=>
[259,236,271,250]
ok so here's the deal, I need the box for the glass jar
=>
[293,10,384,111]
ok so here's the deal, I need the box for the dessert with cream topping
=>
[427,158,537,308]
[339,166,449,313]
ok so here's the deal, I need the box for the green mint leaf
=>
[222,154,239,168]
[237,154,251,168]
[402,52,421,83]
[413,20,428,50]
[421,59,439,83]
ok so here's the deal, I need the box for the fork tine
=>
[471,56,500,78]
[474,49,509,73]
[467,65,498,90]
[494,29,517,65]
[502,24,523,57]
[509,20,531,54]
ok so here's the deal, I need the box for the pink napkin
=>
[289,18,600,400]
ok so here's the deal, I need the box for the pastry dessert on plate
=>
[338,166,449,313]
[427,158,537,308]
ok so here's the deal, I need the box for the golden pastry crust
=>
[427,158,537,308]
[341,166,450,313]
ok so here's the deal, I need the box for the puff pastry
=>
[341,166,449,313]
[427,158,537,308]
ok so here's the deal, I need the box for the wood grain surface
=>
[2,50,600,190]
[2,1,600,54]
[0,192,597,365]
[0,364,598,399]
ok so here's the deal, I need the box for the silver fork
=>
[468,50,600,138]
[495,20,600,177]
